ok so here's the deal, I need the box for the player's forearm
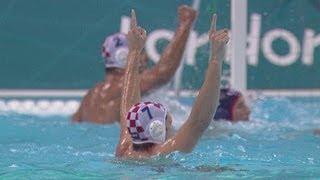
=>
[189,58,222,130]
[173,60,221,153]
[154,23,193,83]
[121,50,141,127]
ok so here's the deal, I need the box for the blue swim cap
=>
[214,88,241,121]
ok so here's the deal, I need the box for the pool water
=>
[0,96,320,179]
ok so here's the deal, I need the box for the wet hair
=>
[105,67,122,75]
[132,143,155,152]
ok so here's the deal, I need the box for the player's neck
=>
[104,68,124,82]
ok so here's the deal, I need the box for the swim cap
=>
[214,88,241,121]
[102,33,129,69]
[126,102,167,144]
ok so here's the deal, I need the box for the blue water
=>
[0,96,320,179]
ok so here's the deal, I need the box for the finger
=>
[132,28,140,36]
[224,36,230,43]
[217,34,228,42]
[130,9,137,29]
[218,34,229,43]
[215,30,228,38]
[217,31,228,38]
[215,30,225,37]
[137,27,146,37]
[210,14,217,33]
[138,29,147,41]
[217,29,228,34]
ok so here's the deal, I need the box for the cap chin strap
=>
[148,119,166,143]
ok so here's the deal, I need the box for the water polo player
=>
[72,5,197,124]
[214,88,251,122]
[116,11,229,158]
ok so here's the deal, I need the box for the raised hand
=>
[209,14,229,61]
[127,9,147,53]
[178,5,197,26]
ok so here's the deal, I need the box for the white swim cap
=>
[102,33,128,69]
[126,102,167,144]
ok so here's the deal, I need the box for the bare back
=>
[72,79,122,124]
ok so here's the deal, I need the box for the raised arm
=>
[117,10,147,153]
[140,5,197,92]
[161,14,229,153]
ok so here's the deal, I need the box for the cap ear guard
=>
[148,119,166,143]
[114,47,128,67]
[126,102,168,144]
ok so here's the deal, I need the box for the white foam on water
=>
[9,164,18,168]
[0,99,80,116]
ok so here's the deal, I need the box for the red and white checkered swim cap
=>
[126,102,167,144]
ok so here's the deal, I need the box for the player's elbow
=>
[157,67,175,84]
